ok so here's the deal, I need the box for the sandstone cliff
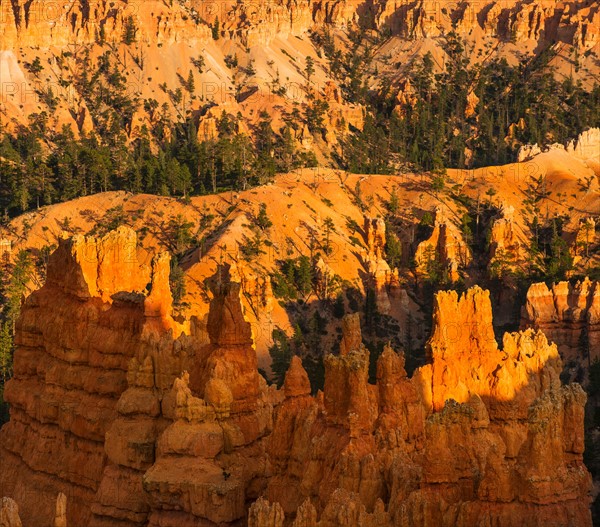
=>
[2,0,598,139]
[521,278,600,373]
[0,231,593,526]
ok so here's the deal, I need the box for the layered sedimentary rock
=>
[0,227,176,526]
[92,261,277,527]
[375,0,599,52]
[0,230,593,526]
[261,286,591,526]
[3,0,597,50]
[0,230,275,527]
[522,278,600,368]
[415,206,472,282]
[488,203,527,276]
[363,216,396,314]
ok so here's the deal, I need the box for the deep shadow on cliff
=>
[0,228,593,527]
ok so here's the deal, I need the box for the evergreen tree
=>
[123,16,137,44]
[186,70,196,95]
[211,17,220,40]
[256,203,273,231]
[269,328,293,387]
[296,256,313,298]
[170,258,187,305]
[304,56,315,83]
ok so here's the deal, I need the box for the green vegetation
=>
[315,30,600,172]
[123,16,138,45]
[3,30,596,222]
[272,256,314,301]
[268,312,327,392]
[0,106,316,217]
[0,251,34,424]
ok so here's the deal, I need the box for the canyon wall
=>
[0,230,593,526]
[521,278,600,370]
[2,0,598,49]
[0,227,182,526]
[2,0,598,136]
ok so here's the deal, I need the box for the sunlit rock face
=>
[0,230,593,526]
[415,206,472,282]
[2,0,598,138]
[263,287,591,526]
[522,278,600,373]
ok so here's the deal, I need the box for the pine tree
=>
[269,328,293,387]
[304,56,315,83]
[296,256,313,298]
[123,16,137,45]
[169,258,186,305]
[6,251,32,330]
[388,187,399,214]
[211,17,220,40]
[0,323,12,384]
[186,70,196,95]
[322,217,335,255]
[256,203,273,231]
[384,227,402,270]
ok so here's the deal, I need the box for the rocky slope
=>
[0,228,593,526]
[1,0,599,138]
[2,133,599,363]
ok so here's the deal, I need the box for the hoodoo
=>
[0,232,592,525]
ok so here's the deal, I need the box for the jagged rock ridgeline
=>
[0,229,592,526]
[263,287,592,526]
[2,0,598,49]
[518,128,600,163]
[375,0,600,50]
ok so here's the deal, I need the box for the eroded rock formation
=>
[1,498,22,527]
[0,227,176,526]
[3,0,598,51]
[0,231,593,526]
[520,128,600,163]
[415,206,472,282]
[2,0,598,139]
[363,216,395,314]
[262,287,591,526]
[260,286,591,526]
[522,278,600,370]
[488,203,527,276]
